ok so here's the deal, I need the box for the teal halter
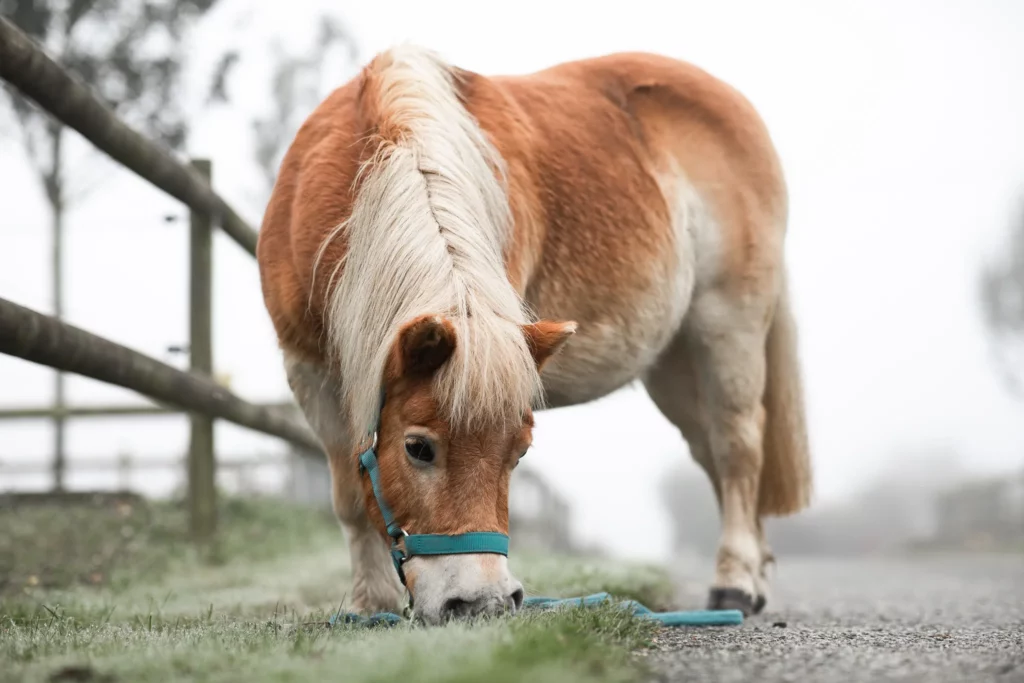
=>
[357,391,510,586]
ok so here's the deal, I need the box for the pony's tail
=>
[758,267,812,516]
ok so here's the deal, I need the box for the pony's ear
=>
[395,315,458,378]
[522,320,577,371]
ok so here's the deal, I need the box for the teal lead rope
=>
[327,592,743,628]
[522,593,744,627]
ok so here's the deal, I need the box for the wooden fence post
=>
[52,126,66,491]
[117,450,131,491]
[188,159,216,540]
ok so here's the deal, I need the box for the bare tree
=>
[201,13,358,214]
[980,193,1024,397]
[248,16,357,205]
[1,0,221,490]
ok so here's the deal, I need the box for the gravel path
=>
[645,553,1024,682]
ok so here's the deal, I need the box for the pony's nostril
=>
[508,587,525,611]
[441,597,472,620]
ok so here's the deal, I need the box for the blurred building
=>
[929,468,1024,550]
[660,453,1024,557]
[508,465,575,553]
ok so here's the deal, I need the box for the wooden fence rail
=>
[0,453,288,501]
[0,402,296,419]
[0,296,320,452]
[0,453,285,475]
[0,16,259,255]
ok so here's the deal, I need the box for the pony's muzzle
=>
[406,553,523,625]
[440,584,524,621]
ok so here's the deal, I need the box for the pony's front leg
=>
[325,448,406,614]
[284,356,405,614]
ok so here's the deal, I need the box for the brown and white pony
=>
[257,45,812,625]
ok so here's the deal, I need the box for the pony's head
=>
[360,313,575,624]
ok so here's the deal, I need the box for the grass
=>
[515,552,676,612]
[0,494,669,683]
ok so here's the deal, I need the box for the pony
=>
[256,45,811,625]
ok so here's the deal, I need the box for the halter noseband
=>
[357,391,510,586]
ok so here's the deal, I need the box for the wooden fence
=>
[0,452,288,497]
[0,17,322,540]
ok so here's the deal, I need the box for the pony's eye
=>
[405,436,435,464]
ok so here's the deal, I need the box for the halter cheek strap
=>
[357,391,510,586]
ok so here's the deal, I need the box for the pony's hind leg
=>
[645,288,774,615]
[283,354,405,614]
[690,289,775,614]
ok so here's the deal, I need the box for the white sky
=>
[1,0,1023,562]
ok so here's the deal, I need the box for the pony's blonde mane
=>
[317,44,541,437]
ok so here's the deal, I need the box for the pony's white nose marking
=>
[439,583,525,621]
[407,554,523,625]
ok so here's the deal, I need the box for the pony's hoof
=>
[707,587,759,616]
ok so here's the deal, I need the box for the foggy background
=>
[1,0,1022,563]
